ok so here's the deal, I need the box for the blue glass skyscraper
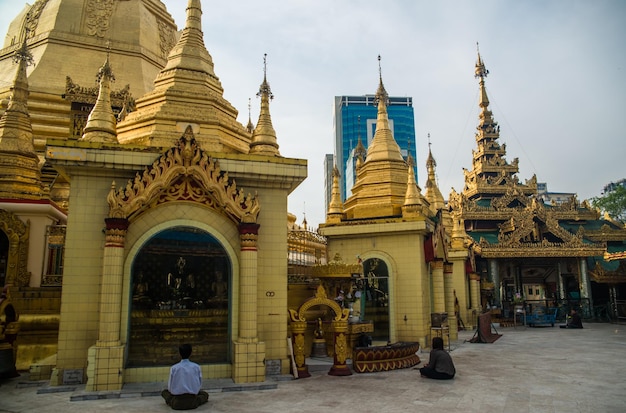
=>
[333,95,417,202]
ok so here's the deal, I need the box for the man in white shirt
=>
[161,344,209,410]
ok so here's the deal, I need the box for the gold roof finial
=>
[246,97,254,133]
[424,133,444,211]
[250,53,280,156]
[406,138,414,167]
[374,54,389,106]
[0,31,43,200]
[257,53,274,100]
[81,53,118,143]
[475,42,489,80]
[426,133,436,170]
[326,165,344,222]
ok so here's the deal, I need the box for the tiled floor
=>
[1,323,625,413]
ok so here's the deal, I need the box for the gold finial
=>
[257,53,273,100]
[13,30,34,67]
[374,54,388,106]
[426,133,436,169]
[475,42,489,79]
[406,138,414,167]
[97,42,115,83]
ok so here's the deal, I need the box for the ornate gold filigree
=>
[107,128,260,224]
[311,253,362,278]
[0,209,30,287]
[64,76,135,109]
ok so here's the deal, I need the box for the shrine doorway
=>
[362,258,390,343]
[0,231,7,287]
[126,225,231,368]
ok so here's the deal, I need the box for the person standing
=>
[161,344,209,410]
[419,337,456,380]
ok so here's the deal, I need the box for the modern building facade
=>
[333,94,416,202]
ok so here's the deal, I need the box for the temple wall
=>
[52,171,123,384]
[324,222,431,348]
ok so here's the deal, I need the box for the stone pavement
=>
[1,322,625,413]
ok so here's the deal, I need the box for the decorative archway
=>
[0,209,30,288]
[288,285,351,377]
[87,129,264,390]
[127,225,232,367]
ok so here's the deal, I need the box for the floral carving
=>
[24,0,50,38]
[107,127,260,224]
[158,20,176,58]
[85,0,115,38]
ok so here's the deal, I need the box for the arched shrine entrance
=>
[289,285,351,378]
[127,226,231,367]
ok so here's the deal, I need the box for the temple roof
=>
[116,0,251,153]
[342,56,423,220]
[462,48,536,200]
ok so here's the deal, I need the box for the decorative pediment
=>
[590,261,626,284]
[491,187,530,210]
[107,127,260,224]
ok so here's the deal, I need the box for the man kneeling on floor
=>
[419,337,456,380]
[162,344,209,410]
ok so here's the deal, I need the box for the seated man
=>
[419,337,456,380]
[161,344,209,410]
[560,308,583,329]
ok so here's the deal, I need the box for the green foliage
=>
[591,185,626,222]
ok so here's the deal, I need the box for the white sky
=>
[1,1,625,229]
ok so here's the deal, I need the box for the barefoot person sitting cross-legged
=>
[161,344,209,410]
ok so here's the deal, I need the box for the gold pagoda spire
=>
[365,55,403,163]
[326,165,344,223]
[0,35,43,199]
[475,43,490,111]
[424,134,445,211]
[81,54,118,143]
[246,98,254,133]
[156,0,222,94]
[402,151,423,211]
[250,54,280,156]
[342,56,416,219]
[462,45,536,199]
[116,0,249,153]
[354,116,366,169]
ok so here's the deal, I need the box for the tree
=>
[591,185,626,222]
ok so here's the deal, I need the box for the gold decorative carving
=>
[64,76,135,109]
[334,332,348,364]
[105,228,127,247]
[240,232,258,249]
[288,285,350,323]
[24,0,50,38]
[0,209,30,287]
[589,261,626,284]
[85,0,115,38]
[158,19,176,59]
[107,128,260,224]
[311,253,362,278]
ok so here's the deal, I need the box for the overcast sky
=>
[1,1,625,229]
